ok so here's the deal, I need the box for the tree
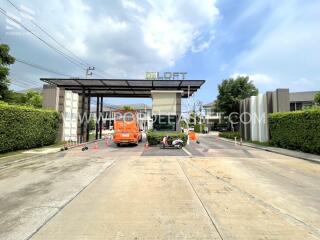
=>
[89,118,96,131]
[0,44,15,100]
[122,105,133,110]
[25,91,42,108]
[188,112,201,126]
[315,92,320,105]
[6,91,26,104]
[5,90,42,108]
[216,76,258,116]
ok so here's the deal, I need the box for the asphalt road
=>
[0,135,319,240]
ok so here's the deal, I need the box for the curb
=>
[218,137,320,164]
[0,139,106,167]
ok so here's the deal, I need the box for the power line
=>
[93,72,108,78]
[6,0,91,69]
[15,58,74,77]
[11,81,33,88]
[0,7,87,72]
[5,0,112,79]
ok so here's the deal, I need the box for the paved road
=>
[0,136,319,240]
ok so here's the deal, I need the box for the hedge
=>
[219,131,240,139]
[146,130,188,146]
[0,102,60,153]
[269,109,320,154]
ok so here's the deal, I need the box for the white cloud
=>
[122,0,145,13]
[192,31,215,53]
[232,1,320,92]
[141,0,219,63]
[231,73,274,85]
[3,0,219,82]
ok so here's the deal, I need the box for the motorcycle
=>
[160,136,184,149]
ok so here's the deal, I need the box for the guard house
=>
[41,78,205,142]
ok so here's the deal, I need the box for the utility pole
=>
[86,67,95,78]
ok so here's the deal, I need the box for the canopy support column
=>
[99,96,103,139]
[80,88,85,143]
[86,90,91,142]
[95,96,100,140]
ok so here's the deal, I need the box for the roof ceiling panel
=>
[153,80,181,87]
[127,80,152,87]
[79,80,105,86]
[40,78,205,97]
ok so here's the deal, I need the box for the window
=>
[290,103,296,111]
[124,112,134,122]
[115,112,123,121]
[295,102,303,110]
[302,102,312,109]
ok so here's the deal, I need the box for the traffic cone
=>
[105,138,111,148]
[93,141,99,150]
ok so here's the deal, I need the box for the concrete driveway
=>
[1,136,320,240]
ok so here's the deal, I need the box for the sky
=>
[0,0,319,106]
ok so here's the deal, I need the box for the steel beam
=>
[86,90,91,142]
[80,88,85,143]
[99,96,103,139]
[95,96,100,140]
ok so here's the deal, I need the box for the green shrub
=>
[0,102,60,153]
[269,109,320,154]
[194,124,206,133]
[219,131,240,139]
[146,130,188,146]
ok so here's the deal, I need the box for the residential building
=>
[203,101,224,129]
[289,91,319,111]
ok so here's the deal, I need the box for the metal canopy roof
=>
[40,78,205,98]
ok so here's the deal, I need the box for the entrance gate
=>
[41,78,205,143]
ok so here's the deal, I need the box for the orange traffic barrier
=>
[188,131,197,141]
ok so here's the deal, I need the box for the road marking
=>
[182,147,193,157]
[176,159,224,240]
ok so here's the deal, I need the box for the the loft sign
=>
[145,72,187,80]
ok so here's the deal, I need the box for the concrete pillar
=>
[176,92,182,131]
[276,89,290,112]
[272,89,290,113]
[151,90,183,131]
[266,91,273,113]
[245,98,251,141]
[250,96,259,141]
[42,84,59,111]
[258,93,269,142]
[77,91,88,143]
[239,100,245,140]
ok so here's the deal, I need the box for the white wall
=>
[63,91,79,141]
[151,91,180,115]
[250,94,269,142]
